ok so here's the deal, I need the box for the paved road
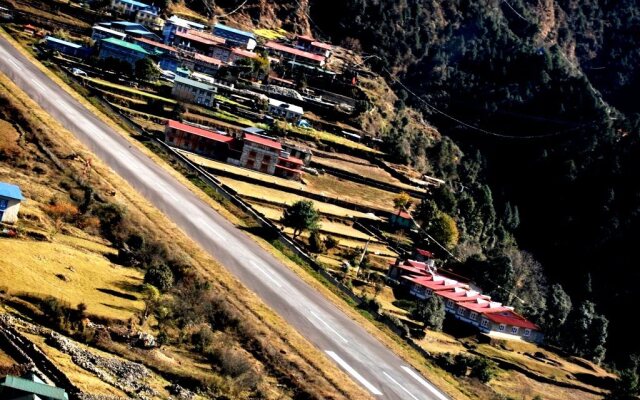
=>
[0,36,450,400]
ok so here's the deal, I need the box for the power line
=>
[402,205,529,305]
[381,66,599,140]
[501,0,529,22]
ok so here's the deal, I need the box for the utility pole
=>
[355,236,371,277]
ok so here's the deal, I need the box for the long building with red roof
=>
[264,41,326,66]
[164,120,304,180]
[387,256,544,343]
[164,119,234,160]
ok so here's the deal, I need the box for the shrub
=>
[308,230,326,253]
[144,263,174,292]
[192,325,215,353]
[324,235,339,250]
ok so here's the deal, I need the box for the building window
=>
[248,150,257,159]
[469,312,477,321]
[499,324,506,332]
[524,329,531,337]
[426,289,433,297]
[480,318,489,328]
[263,155,271,163]
[457,307,465,316]
[246,159,254,168]
[447,300,454,309]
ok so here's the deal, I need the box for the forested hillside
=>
[206,0,640,375]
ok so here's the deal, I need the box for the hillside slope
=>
[208,0,640,370]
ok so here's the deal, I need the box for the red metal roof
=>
[297,35,315,42]
[416,248,434,258]
[311,41,333,51]
[194,53,224,66]
[176,30,224,46]
[404,274,468,291]
[278,155,304,166]
[392,209,412,219]
[265,41,326,63]
[405,260,426,269]
[394,264,428,276]
[484,310,539,330]
[167,120,234,143]
[231,47,258,58]
[244,133,282,150]
[275,164,303,174]
[132,36,177,53]
[456,299,511,314]
[190,29,226,43]
[437,288,490,303]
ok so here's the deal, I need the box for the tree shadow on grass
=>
[112,280,142,293]
[97,288,138,301]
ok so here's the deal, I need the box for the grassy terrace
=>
[181,150,402,212]
[283,123,384,155]
[0,235,145,320]
[249,202,377,241]
[217,176,377,220]
[313,153,425,193]
[82,77,176,103]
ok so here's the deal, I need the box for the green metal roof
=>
[174,76,214,91]
[1,376,68,400]
[101,37,149,55]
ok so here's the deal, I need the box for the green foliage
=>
[429,211,459,250]
[544,283,572,342]
[566,301,609,363]
[135,58,160,82]
[411,295,445,331]
[324,235,339,250]
[608,367,639,400]
[435,353,497,383]
[281,200,320,238]
[144,263,174,292]
[392,191,412,211]
[308,230,326,253]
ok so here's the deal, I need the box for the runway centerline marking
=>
[326,351,382,396]
[402,366,449,400]
[30,78,46,92]
[383,371,420,400]
[308,310,348,343]
[250,260,283,288]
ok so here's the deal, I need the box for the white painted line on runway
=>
[203,222,226,241]
[309,310,348,343]
[30,78,46,92]
[250,261,283,288]
[383,371,420,400]
[9,58,20,68]
[326,351,382,396]
[402,366,448,400]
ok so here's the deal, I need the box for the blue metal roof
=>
[214,24,255,39]
[0,182,24,201]
[45,36,82,49]
[242,126,265,135]
[1,375,67,399]
[117,0,151,8]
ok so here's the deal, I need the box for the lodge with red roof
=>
[387,257,544,343]
[264,41,326,67]
[295,35,333,59]
[164,120,305,180]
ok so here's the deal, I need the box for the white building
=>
[268,98,304,122]
[172,76,217,107]
[0,182,24,224]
